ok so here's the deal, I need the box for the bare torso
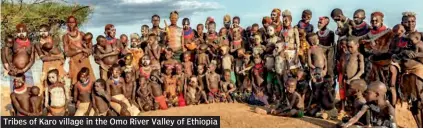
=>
[93,95,109,113]
[108,78,125,96]
[12,39,32,69]
[207,73,220,91]
[309,46,326,68]
[150,82,163,97]
[346,53,361,79]
[222,55,233,70]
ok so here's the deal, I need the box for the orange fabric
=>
[69,54,95,85]
[75,80,93,93]
[129,48,144,69]
[185,42,197,51]
[49,106,66,116]
[155,95,168,110]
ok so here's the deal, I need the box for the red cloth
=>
[178,94,186,107]
[15,39,30,48]
[337,63,346,100]
[370,25,387,34]
[155,95,168,110]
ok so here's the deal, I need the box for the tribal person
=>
[9,24,36,89]
[280,10,301,76]
[165,11,185,62]
[63,16,95,85]
[402,11,423,39]
[351,9,370,38]
[35,24,66,94]
[271,8,283,36]
[316,16,335,77]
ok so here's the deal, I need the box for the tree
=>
[1,0,93,44]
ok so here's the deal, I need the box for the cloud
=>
[78,0,223,28]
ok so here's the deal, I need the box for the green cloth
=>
[173,50,183,62]
[266,72,279,85]
[230,71,237,84]
[296,110,304,118]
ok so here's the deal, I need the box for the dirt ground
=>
[1,86,418,128]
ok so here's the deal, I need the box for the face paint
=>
[39,28,49,38]
[183,20,190,30]
[267,26,275,36]
[271,12,277,21]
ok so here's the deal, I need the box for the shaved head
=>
[350,79,367,92]
[367,81,387,95]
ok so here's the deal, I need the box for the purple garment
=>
[297,21,314,33]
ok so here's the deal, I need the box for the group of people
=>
[3,7,423,128]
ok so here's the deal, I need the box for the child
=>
[92,79,114,116]
[45,69,68,116]
[196,44,210,66]
[231,27,243,53]
[297,9,314,34]
[252,35,266,56]
[408,32,423,64]
[185,76,208,105]
[149,70,168,110]
[341,79,368,126]
[136,74,153,112]
[94,35,120,80]
[298,28,310,67]
[296,69,310,108]
[252,55,265,89]
[234,48,246,88]
[389,24,407,54]
[249,87,270,107]
[308,75,337,120]
[218,28,230,46]
[263,78,304,117]
[174,63,186,107]
[2,35,14,76]
[162,65,178,107]
[207,61,222,103]
[107,65,133,116]
[145,33,161,67]
[220,45,236,83]
[307,33,327,78]
[341,37,365,118]
[206,21,219,58]
[182,52,194,77]
[345,37,364,85]
[341,81,396,128]
[161,48,178,70]
[30,86,43,116]
[220,69,236,102]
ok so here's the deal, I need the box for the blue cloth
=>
[247,93,269,106]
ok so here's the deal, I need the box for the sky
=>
[73,0,423,39]
[2,0,423,86]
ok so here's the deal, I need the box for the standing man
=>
[165,11,185,62]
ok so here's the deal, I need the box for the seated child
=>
[247,87,269,107]
[307,75,337,120]
[341,81,396,128]
[341,79,368,126]
[256,78,304,117]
